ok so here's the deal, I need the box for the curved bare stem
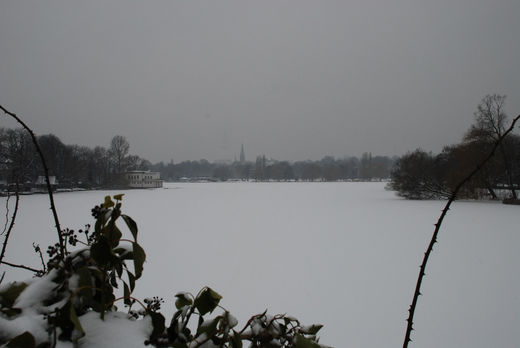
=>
[403,114,520,347]
[0,105,65,259]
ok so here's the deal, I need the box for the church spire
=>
[240,144,245,163]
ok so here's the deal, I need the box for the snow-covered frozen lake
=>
[2,182,519,347]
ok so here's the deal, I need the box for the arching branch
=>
[403,114,520,347]
[0,105,65,259]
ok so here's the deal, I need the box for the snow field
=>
[2,182,519,347]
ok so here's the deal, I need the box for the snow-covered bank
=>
[2,182,519,347]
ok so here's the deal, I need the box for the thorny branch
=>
[0,105,65,259]
[0,183,19,265]
[403,114,520,348]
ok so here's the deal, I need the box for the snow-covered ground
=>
[2,182,519,347]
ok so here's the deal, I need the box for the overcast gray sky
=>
[1,0,519,163]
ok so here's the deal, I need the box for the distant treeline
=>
[150,153,394,182]
[3,96,517,196]
[0,127,395,188]
[0,130,150,188]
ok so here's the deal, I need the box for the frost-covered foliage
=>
[0,195,327,347]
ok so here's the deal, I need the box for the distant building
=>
[32,176,58,192]
[35,176,58,186]
[125,171,163,188]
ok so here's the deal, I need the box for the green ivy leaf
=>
[69,304,85,336]
[102,196,115,208]
[109,271,118,288]
[123,281,131,306]
[94,216,104,236]
[75,267,93,300]
[104,223,122,248]
[229,331,243,348]
[115,261,123,278]
[91,237,113,267]
[294,334,321,348]
[114,247,133,261]
[300,324,323,335]
[122,214,138,241]
[6,331,35,348]
[148,311,166,341]
[132,242,146,279]
[196,316,221,338]
[174,293,193,310]
[194,287,222,316]
[0,282,27,308]
[172,343,189,348]
[127,271,136,292]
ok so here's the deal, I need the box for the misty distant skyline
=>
[1,1,519,163]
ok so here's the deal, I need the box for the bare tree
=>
[465,94,517,198]
[109,135,130,173]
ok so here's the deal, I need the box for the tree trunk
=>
[498,142,517,199]
[484,181,498,200]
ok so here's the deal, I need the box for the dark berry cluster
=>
[62,229,78,247]
[78,224,94,243]
[46,243,61,258]
[144,297,164,313]
[91,205,107,219]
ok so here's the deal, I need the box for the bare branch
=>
[33,243,47,274]
[403,114,520,348]
[0,260,42,274]
[0,182,19,265]
[0,105,65,258]
[1,189,11,235]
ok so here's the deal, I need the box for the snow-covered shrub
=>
[0,195,327,347]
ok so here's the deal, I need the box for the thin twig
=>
[106,296,147,311]
[33,243,47,273]
[0,182,19,265]
[403,114,520,347]
[1,260,42,274]
[0,105,65,259]
[237,311,268,336]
